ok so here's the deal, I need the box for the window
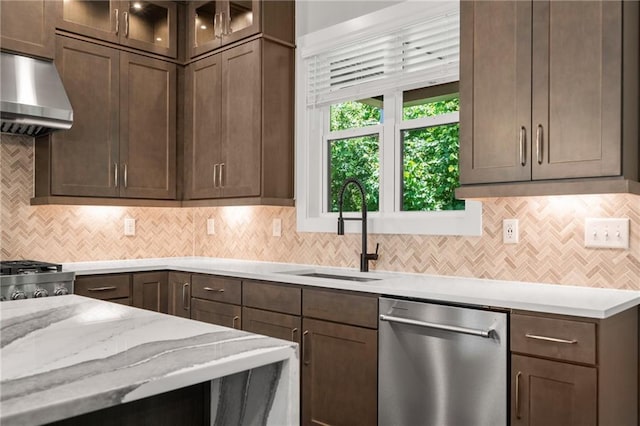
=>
[296,2,481,236]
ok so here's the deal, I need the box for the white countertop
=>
[64,257,640,319]
[0,295,298,426]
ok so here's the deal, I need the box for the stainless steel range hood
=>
[1,52,73,137]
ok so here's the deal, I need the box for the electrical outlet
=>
[272,218,282,237]
[207,218,215,235]
[124,218,136,236]
[584,218,629,249]
[503,219,519,244]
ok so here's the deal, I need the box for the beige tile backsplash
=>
[2,135,639,289]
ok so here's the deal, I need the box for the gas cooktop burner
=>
[0,260,63,275]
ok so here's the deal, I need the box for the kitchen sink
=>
[279,270,382,282]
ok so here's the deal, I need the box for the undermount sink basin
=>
[289,271,381,282]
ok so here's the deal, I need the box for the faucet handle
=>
[369,243,379,261]
[375,243,379,255]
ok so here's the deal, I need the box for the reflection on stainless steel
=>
[379,297,507,425]
[0,52,73,137]
[0,260,74,301]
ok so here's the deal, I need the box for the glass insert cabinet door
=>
[188,0,260,58]
[57,1,177,58]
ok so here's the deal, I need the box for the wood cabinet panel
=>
[302,318,377,426]
[220,39,261,198]
[511,355,597,426]
[184,53,223,199]
[242,307,300,343]
[132,271,168,313]
[511,313,596,365]
[120,1,178,58]
[191,274,241,304]
[242,280,300,315]
[51,36,120,197]
[75,274,131,300]
[56,0,120,44]
[119,52,176,199]
[0,0,55,58]
[459,0,532,184]
[168,272,191,318]
[303,288,378,329]
[191,298,241,329]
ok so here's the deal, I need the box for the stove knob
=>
[10,290,26,300]
[33,288,49,298]
[54,287,69,296]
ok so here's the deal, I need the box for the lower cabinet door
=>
[511,354,597,426]
[302,318,377,426]
[132,271,168,313]
[167,272,191,318]
[191,298,241,329]
[242,307,301,343]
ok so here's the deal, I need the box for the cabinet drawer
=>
[511,314,596,365]
[303,288,378,329]
[243,307,301,343]
[243,280,301,315]
[74,274,131,300]
[191,298,241,329]
[191,274,241,304]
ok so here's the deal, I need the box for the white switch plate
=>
[207,218,215,235]
[272,218,282,237]
[124,218,136,236]
[503,219,519,244]
[584,218,629,249]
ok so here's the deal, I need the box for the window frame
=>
[296,2,481,236]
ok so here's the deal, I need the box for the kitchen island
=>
[0,295,298,426]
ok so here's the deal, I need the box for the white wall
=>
[296,0,404,37]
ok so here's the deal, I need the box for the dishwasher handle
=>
[380,314,494,338]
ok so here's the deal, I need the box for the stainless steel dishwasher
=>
[379,297,507,426]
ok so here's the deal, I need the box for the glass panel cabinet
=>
[57,0,177,58]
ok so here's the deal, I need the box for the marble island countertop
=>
[0,295,298,426]
[63,257,640,319]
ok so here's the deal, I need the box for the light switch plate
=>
[124,218,136,236]
[272,218,282,237]
[207,218,215,235]
[584,218,629,249]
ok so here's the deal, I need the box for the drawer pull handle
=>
[182,283,190,311]
[515,371,522,419]
[525,333,577,344]
[232,315,239,329]
[203,287,224,293]
[87,286,117,292]
[291,327,298,342]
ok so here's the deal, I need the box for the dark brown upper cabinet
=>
[35,36,176,201]
[187,0,294,59]
[183,38,294,205]
[458,1,639,198]
[0,0,55,59]
[57,0,178,58]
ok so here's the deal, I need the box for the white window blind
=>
[305,7,460,107]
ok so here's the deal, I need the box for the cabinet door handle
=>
[536,124,543,164]
[87,286,117,292]
[124,11,129,37]
[291,327,298,342]
[194,13,198,47]
[123,163,128,188]
[182,283,190,311]
[114,162,119,188]
[214,13,222,39]
[302,330,310,365]
[213,163,219,188]
[223,11,231,36]
[519,126,526,166]
[515,371,522,420]
[232,315,239,329]
[525,333,577,344]
[219,163,224,187]
[203,287,224,293]
[115,9,119,35]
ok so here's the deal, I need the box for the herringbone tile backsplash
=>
[2,135,639,289]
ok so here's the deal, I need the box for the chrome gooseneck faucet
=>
[337,178,379,272]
